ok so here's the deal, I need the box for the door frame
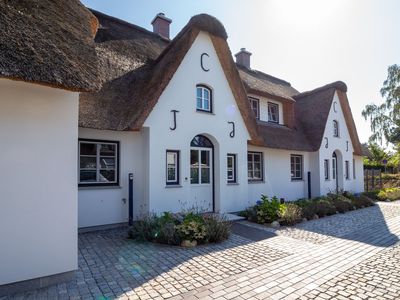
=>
[333,152,338,193]
[190,135,215,212]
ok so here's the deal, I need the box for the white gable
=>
[318,91,363,194]
[144,31,250,141]
[143,31,251,213]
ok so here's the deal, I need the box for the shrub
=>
[352,195,375,208]
[307,198,337,219]
[129,212,229,246]
[327,194,355,213]
[362,190,380,201]
[255,195,285,224]
[278,203,303,225]
[342,191,355,200]
[128,215,159,241]
[203,214,231,243]
[298,203,316,220]
[240,206,259,223]
[175,212,206,242]
[377,188,400,201]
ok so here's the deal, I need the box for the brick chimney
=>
[235,48,252,69]
[151,13,172,39]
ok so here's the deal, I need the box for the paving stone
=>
[4,202,400,300]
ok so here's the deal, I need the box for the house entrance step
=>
[223,213,246,222]
[231,222,277,241]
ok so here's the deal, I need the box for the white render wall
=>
[0,79,78,285]
[78,128,147,227]
[247,146,311,203]
[144,32,251,214]
[318,91,364,194]
[353,155,364,192]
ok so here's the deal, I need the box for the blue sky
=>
[82,0,400,145]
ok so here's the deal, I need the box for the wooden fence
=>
[364,169,382,191]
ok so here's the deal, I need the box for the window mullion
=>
[96,144,100,183]
[198,150,201,184]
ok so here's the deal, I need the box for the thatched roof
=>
[79,10,361,154]
[0,0,101,91]
[251,81,362,155]
[79,12,261,143]
[238,64,299,101]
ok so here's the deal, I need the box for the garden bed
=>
[128,212,231,247]
[239,192,376,227]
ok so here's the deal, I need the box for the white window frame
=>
[268,102,279,123]
[291,154,303,180]
[353,158,356,179]
[196,85,212,112]
[249,97,260,119]
[345,160,350,180]
[227,154,237,183]
[166,150,179,185]
[248,152,263,181]
[333,120,339,137]
[324,159,330,180]
[78,139,119,186]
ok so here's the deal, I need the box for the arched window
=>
[333,120,339,137]
[196,85,212,112]
[190,135,213,148]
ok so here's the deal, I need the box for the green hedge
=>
[241,192,376,226]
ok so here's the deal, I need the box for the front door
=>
[190,135,213,212]
[332,152,338,193]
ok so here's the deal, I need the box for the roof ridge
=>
[236,64,292,87]
[89,8,171,43]
[295,81,347,99]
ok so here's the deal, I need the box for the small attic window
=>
[333,120,339,137]
[268,102,279,123]
[249,97,260,119]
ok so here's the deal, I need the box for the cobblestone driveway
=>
[3,202,400,300]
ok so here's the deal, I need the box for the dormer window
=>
[268,102,279,123]
[249,97,260,119]
[333,120,339,137]
[196,85,212,113]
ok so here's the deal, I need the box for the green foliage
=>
[352,195,375,208]
[377,187,400,201]
[362,64,400,144]
[239,206,258,223]
[175,213,206,242]
[128,212,230,245]
[202,214,231,243]
[362,190,380,201]
[278,203,303,225]
[294,197,336,220]
[128,215,159,241]
[311,198,337,218]
[255,195,286,224]
[327,193,355,213]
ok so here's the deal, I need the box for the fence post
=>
[372,169,375,190]
[365,170,369,192]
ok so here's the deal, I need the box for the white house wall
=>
[353,155,364,192]
[318,91,364,194]
[78,128,147,228]
[143,32,251,214]
[0,79,78,285]
[247,146,311,203]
